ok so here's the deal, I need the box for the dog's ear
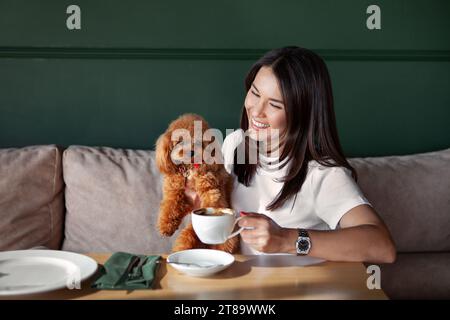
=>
[155,132,176,174]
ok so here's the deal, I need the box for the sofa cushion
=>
[366,252,450,299]
[349,148,450,253]
[62,146,185,255]
[0,145,64,250]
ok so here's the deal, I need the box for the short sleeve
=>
[221,129,244,174]
[311,166,372,230]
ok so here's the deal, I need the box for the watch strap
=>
[298,229,309,238]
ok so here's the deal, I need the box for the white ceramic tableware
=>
[166,249,234,277]
[0,250,98,296]
[191,208,244,245]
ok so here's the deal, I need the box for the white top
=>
[221,129,372,255]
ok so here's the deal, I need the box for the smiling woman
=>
[187,46,398,263]
[235,46,350,212]
[245,67,286,135]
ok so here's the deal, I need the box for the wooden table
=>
[5,253,387,300]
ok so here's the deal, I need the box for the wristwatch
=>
[296,229,311,255]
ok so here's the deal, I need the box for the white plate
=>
[0,250,98,296]
[167,249,234,277]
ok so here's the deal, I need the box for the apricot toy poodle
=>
[155,113,238,253]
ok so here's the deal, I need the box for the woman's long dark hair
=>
[234,46,357,211]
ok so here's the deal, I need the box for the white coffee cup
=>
[191,208,244,245]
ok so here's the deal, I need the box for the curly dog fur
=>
[155,113,238,253]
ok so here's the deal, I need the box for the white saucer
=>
[0,250,98,296]
[167,249,234,277]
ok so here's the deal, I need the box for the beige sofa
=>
[1,145,449,299]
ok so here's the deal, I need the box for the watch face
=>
[298,239,310,251]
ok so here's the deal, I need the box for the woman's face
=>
[244,66,287,142]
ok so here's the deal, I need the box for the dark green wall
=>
[0,0,449,156]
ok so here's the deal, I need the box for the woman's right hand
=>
[185,179,201,210]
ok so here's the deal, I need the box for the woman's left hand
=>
[238,212,288,253]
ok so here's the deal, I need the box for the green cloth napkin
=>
[91,252,161,290]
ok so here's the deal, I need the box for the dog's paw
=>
[157,219,179,237]
[172,227,205,252]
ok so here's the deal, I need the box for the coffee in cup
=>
[191,208,244,244]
